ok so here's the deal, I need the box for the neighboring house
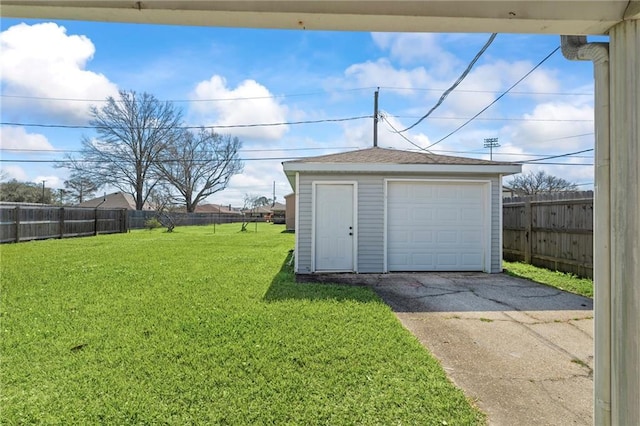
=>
[243,205,272,219]
[76,192,153,210]
[269,202,286,224]
[284,193,295,231]
[282,147,521,274]
[195,203,243,216]
[502,185,517,198]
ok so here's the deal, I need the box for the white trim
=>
[294,172,300,273]
[498,174,504,272]
[383,180,389,272]
[484,181,492,273]
[284,162,522,175]
[384,178,492,273]
[311,181,358,273]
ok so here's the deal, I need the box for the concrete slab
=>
[304,272,594,425]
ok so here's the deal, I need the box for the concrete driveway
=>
[307,272,594,425]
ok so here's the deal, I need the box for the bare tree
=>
[63,172,100,204]
[64,90,182,210]
[148,185,180,232]
[508,170,578,195]
[240,193,262,232]
[155,128,243,213]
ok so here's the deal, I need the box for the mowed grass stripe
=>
[1,223,483,424]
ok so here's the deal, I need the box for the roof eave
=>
[283,162,522,175]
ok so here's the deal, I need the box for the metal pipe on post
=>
[373,88,379,147]
[561,34,612,425]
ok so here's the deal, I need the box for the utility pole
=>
[484,137,500,160]
[41,180,46,204]
[373,88,379,147]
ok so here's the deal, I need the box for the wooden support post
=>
[59,207,64,239]
[15,206,20,243]
[524,198,532,264]
[94,208,99,236]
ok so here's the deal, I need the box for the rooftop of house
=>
[284,147,517,166]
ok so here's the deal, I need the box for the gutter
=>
[561,35,611,426]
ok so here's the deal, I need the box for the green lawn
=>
[503,261,593,298]
[1,224,483,425]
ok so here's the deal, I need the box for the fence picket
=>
[503,191,593,278]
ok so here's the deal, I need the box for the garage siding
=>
[491,179,502,272]
[296,176,313,273]
[295,173,502,274]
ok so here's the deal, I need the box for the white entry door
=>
[314,183,355,272]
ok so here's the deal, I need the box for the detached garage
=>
[282,147,521,274]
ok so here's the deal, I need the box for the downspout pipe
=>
[561,35,610,426]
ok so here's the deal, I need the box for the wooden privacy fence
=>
[0,205,128,244]
[503,191,593,278]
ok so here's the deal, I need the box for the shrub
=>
[144,217,162,230]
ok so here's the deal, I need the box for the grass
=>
[503,261,593,298]
[1,223,484,425]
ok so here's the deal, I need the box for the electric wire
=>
[425,46,561,150]
[379,112,430,152]
[385,114,593,123]
[516,148,594,163]
[0,115,372,130]
[0,87,375,103]
[399,33,497,133]
[0,86,593,103]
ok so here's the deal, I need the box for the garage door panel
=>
[462,253,483,266]
[461,230,482,243]
[436,230,457,244]
[387,181,487,272]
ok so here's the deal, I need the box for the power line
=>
[0,87,377,103]
[1,115,372,130]
[384,114,593,123]
[0,86,594,104]
[379,112,431,152]
[0,156,309,164]
[378,86,593,96]
[0,146,360,154]
[0,146,595,159]
[516,148,594,163]
[518,162,593,166]
[399,33,497,133]
[425,46,561,150]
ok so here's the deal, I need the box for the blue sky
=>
[1,19,600,206]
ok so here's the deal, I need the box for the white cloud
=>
[0,22,118,123]
[505,101,594,151]
[343,58,432,94]
[190,75,289,140]
[371,33,458,72]
[0,165,28,181]
[441,60,560,117]
[35,175,64,189]
[0,127,54,151]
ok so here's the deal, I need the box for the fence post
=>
[15,206,20,243]
[121,209,127,233]
[94,208,98,236]
[524,198,532,264]
[59,207,65,239]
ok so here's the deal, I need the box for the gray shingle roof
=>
[284,147,515,165]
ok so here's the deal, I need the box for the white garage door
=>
[387,181,489,272]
